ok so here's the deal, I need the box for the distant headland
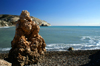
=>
[0,14,51,27]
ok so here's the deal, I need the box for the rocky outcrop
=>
[31,16,51,26]
[8,10,46,66]
[0,14,51,27]
[0,15,19,26]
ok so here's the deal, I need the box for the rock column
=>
[8,10,46,66]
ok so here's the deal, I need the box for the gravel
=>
[0,50,100,66]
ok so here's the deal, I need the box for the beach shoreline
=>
[0,50,100,66]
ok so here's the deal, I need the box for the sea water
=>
[0,26,100,52]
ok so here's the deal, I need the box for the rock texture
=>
[8,10,46,66]
[0,14,51,27]
[0,59,12,66]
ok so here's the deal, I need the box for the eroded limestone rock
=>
[0,59,12,66]
[8,10,46,66]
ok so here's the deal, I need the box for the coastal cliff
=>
[0,14,51,27]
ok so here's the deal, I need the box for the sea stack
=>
[8,10,46,66]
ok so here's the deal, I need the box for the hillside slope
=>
[0,14,51,26]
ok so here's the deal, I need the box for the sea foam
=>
[0,26,10,28]
[46,36,100,51]
[0,36,100,52]
[0,48,11,52]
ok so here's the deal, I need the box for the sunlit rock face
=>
[8,10,46,66]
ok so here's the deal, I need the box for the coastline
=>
[0,50,100,66]
[0,26,100,65]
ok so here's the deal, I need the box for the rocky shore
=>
[0,50,100,66]
[0,14,51,27]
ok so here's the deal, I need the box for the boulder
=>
[8,10,46,66]
[68,47,74,51]
[0,59,12,66]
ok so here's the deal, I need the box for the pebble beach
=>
[0,50,100,66]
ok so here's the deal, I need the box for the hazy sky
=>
[0,0,100,26]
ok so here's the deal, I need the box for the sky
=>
[0,0,100,26]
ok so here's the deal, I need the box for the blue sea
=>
[0,26,100,52]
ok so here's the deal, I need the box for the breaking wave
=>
[0,48,11,52]
[0,36,100,52]
[0,26,10,28]
[46,36,100,51]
